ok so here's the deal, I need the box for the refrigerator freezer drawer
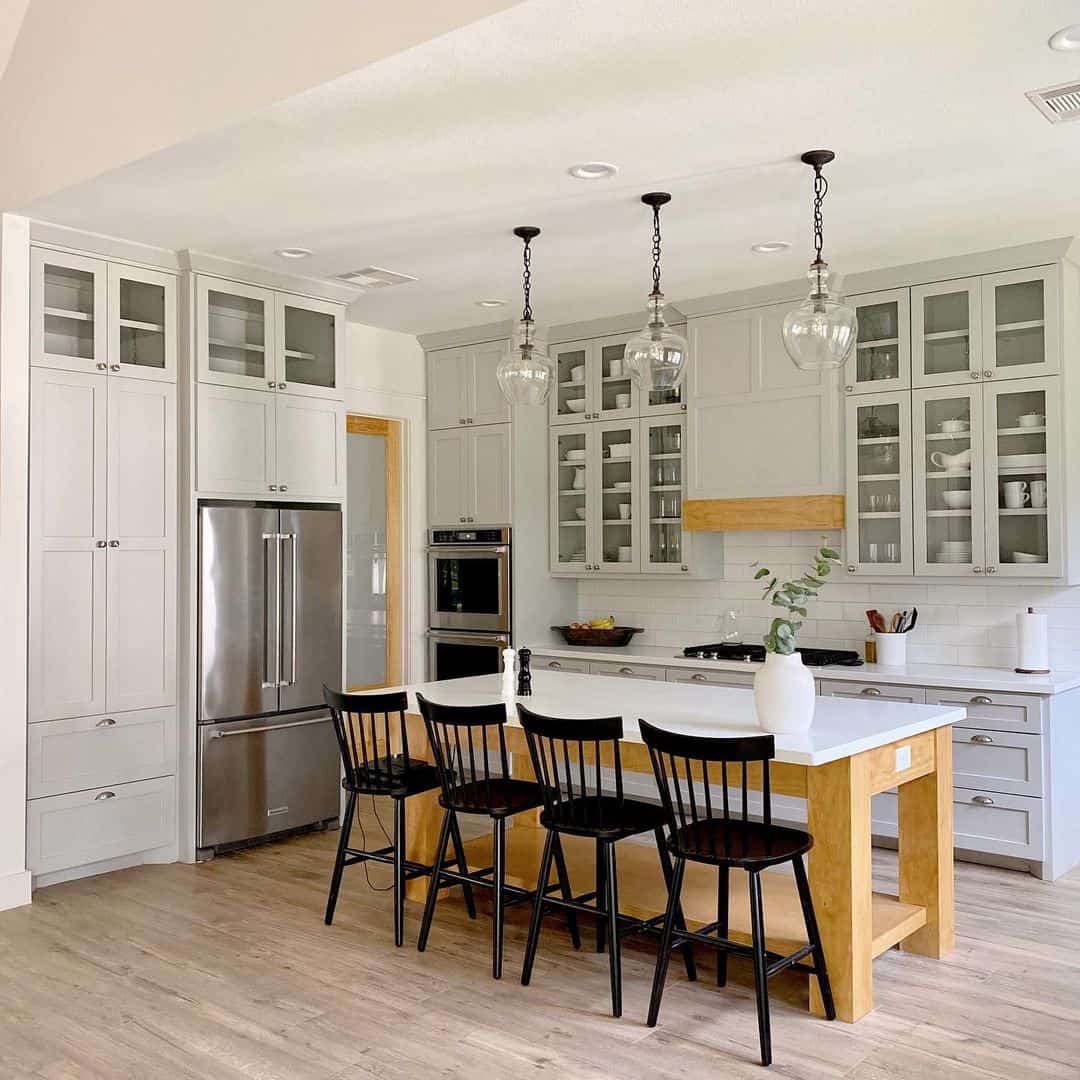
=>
[197,711,340,850]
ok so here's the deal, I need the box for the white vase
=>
[753,651,815,733]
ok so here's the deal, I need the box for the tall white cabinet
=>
[27,246,179,883]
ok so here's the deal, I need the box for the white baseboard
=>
[0,869,32,912]
[31,844,178,891]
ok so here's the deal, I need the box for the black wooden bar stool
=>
[322,687,475,946]
[415,692,578,979]
[517,704,697,1018]
[639,719,835,1067]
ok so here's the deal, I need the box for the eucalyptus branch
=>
[751,539,840,655]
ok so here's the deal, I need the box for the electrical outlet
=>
[895,745,912,772]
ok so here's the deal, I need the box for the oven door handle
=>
[427,546,510,557]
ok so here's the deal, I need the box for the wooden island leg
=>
[805,753,874,1023]
[898,726,955,957]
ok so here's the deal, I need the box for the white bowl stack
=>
[936,539,972,564]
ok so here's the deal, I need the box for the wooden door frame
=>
[346,414,403,689]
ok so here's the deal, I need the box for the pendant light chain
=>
[520,234,533,323]
[812,164,829,267]
[651,200,663,296]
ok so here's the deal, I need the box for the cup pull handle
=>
[970,695,993,705]
[691,673,707,682]
[95,717,116,728]
[547,661,561,669]
[94,790,117,801]
[972,794,995,806]
[970,734,993,744]
[862,687,882,696]
[618,666,634,675]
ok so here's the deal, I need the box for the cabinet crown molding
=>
[180,250,357,305]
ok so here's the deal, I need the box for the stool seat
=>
[442,778,544,818]
[542,794,667,840]
[669,820,813,868]
[347,755,440,798]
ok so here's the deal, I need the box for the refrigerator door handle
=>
[261,532,282,688]
[285,531,298,686]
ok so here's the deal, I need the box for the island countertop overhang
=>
[387,671,966,768]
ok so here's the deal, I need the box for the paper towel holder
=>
[1016,606,1051,675]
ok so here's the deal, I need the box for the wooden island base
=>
[397,713,955,1023]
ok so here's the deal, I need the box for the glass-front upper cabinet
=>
[31,249,108,374]
[983,377,1062,577]
[913,386,985,576]
[197,277,274,392]
[844,289,910,396]
[549,335,639,425]
[594,335,639,422]
[108,263,176,382]
[550,341,591,425]
[981,267,1060,381]
[640,417,687,573]
[595,420,639,572]
[843,393,913,576]
[912,277,982,389]
[551,425,590,571]
[275,294,343,400]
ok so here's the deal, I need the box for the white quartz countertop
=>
[525,643,1080,695]
[389,671,965,767]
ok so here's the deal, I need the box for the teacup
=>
[614,392,631,409]
[1003,481,1030,509]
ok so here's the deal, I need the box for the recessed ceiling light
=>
[751,241,792,254]
[475,299,507,308]
[1049,24,1080,50]
[275,247,313,259]
[568,161,619,180]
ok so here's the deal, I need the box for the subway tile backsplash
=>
[574,530,1080,670]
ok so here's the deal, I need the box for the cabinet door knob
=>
[94,790,117,801]
[844,385,855,393]
[95,717,116,727]
[95,540,107,548]
[548,661,562,669]
[972,566,983,574]
[269,484,278,492]
[110,364,120,372]
[971,794,995,806]
[847,564,857,573]
[681,565,689,572]
[467,417,473,424]
[970,695,993,705]
[983,370,993,378]
[280,485,288,493]
[107,540,120,548]
[985,566,996,574]
[969,371,981,380]
[861,687,882,696]
[618,666,634,675]
[680,403,687,411]
[970,734,994,744]
[278,382,287,390]
[268,380,276,389]
[96,362,108,371]
[459,418,466,425]
[691,673,707,682]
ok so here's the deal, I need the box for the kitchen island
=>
[388,671,964,1022]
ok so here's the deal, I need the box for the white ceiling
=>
[23,0,1080,335]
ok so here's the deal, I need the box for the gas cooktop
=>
[682,643,863,667]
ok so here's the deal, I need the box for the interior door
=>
[199,505,280,721]
[279,508,343,713]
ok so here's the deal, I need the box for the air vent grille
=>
[1027,80,1080,124]
[333,266,418,289]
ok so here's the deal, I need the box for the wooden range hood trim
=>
[684,495,845,532]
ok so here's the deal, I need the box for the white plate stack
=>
[936,540,972,564]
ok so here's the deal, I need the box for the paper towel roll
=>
[1016,608,1050,674]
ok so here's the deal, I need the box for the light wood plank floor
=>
[1,809,1078,1079]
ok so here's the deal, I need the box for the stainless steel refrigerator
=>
[197,503,343,855]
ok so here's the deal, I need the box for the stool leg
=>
[716,865,730,986]
[324,791,356,926]
[393,797,406,947]
[521,829,556,986]
[793,854,836,1022]
[448,811,477,920]
[492,817,507,980]
[748,870,772,1067]
[551,833,581,950]
[646,855,686,1028]
[604,841,622,1018]
[595,839,607,953]
[654,828,697,982]
[417,809,452,953]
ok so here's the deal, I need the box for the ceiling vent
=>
[333,266,418,289]
[1026,80,1080,123]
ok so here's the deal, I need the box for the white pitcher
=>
[930,448,972,471]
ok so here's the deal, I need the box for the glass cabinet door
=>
[845,289,910,395]
[843,393,912,576]
[640,417,688,573]
[551,425,590,571]
[276,294,341,399]
[594,420,639,572]
[108,264,175,382]
[550,341,591,425]
[594,335,639,421]
[913,386,985,576]
[912,278,982,389]
[31,249,108,374]
[983,377,1062,577]
[982,267,1060,380]
[197,277,274,391]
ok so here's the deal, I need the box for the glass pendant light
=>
[781,150,858,372]
[624,192,689,392]
[496,226,554,406]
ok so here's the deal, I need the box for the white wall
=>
[578,529,1080,670]
[344,320,427,682]
[0,214,30,911]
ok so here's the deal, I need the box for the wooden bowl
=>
[550,625,644,647]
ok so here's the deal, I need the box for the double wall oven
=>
[427,526,511,680]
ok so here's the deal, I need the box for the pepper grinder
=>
[516,646,532,696]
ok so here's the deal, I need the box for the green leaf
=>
[821,547,839,560]
[754,567,770,579]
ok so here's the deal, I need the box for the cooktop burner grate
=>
[682,643,863,667]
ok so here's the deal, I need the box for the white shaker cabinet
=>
[196,385,277,495]
[275,393,346,498]
[427,343,511,430]
[428,423,511,526]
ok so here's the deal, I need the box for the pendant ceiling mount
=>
[496,225,554,406]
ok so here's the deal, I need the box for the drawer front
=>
[27,707,176,799]
[667,666,756,689]
[952,728,1043,797]
[871,786,1044,858]
[533,655,590,675]
[818,680,926,704]
[28,776,177,875]
[589,660,667,681]
[925,689,1043,734]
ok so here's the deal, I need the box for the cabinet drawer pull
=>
[547,661,562,669]
[94,790,117,801]
[970,734,994,744]
[618,666,634,675]
[95,717,116,728]
[970,695,993,706]
[691,673,708,682]
[861,687,882,696]
[971,794,995,806]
